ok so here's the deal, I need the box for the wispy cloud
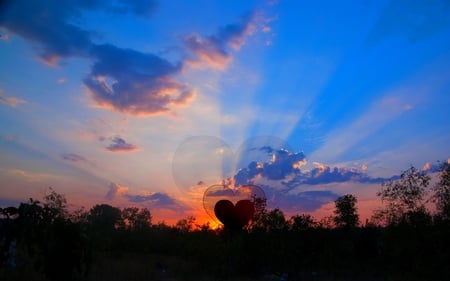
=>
[183,13,256,70]
[105,136,139,152]
[0,91,26,107]
[309,94,413,163]
[125,192,180,208]
[61,153,87,163]
[105,182,184,210]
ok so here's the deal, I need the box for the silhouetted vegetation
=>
[1,164,450,280]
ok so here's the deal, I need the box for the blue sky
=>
[1,0,449,225]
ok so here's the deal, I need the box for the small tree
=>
[42,187,67,221]
[175,216,196,233]
[374,166,431,225]
[333,194,359,228]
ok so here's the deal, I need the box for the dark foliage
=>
[1,165,450,280]
[333,194,359,228]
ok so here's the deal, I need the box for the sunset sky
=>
[1,0,449,225]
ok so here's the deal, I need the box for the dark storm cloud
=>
[106,136,138,152]
[183,13,255,69]
[0,0,194,116]
[61,153,87,163]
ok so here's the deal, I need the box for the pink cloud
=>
[183,13,256,70]
[105,182,129,200]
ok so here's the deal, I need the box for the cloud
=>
[234,146,307,184]
[105,182,129,200]
[227,144,401,213]
[1,1,269,116]
[268,190,340,213]
[106,136,138,152]
[0,91,26,107]
[61,153,87,163]
[421,160,448,173]
[57,77,67,84]
[183,13,256,70]
[0,0,194,116]
[104,182,184,211]
[0,0,158,62]
[85,44,195,116]
[125,192,180,208]
[0,32,9,41]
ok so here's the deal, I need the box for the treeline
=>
[0,163,449,281]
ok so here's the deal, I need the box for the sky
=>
[1,0,449,226]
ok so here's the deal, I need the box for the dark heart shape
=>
[214,199,255,230]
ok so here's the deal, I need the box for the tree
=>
[333,194,359,228]
[175,216,196,233]
[289,214,316,231]
[88,204,122,232]
[42,187,67,221]
[13,190,91,280]
[433,162,450,220]
[251,208,287,232]
[122,207,152,230]
[374,166,431,225]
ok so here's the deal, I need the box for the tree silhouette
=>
[289,214,316,231]
[88,204,122,232]
[4,189,92,281]
[251,208,287,232]
[433,162,450,221]
[374,166,431,225]
[121,207,152,231]
[175,216,196,233]
[333,194,359,228]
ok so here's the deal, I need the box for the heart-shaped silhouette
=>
[172,136,299,223]
[203,184,265,228]
[214,199,255,230]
